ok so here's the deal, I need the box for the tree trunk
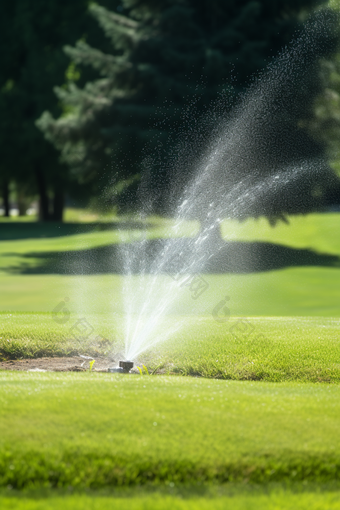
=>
[35,165,51,221]
[3,179,10,217]
[51,186,64,221]
[17,186,27,216]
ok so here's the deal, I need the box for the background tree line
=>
[1,0,340,222]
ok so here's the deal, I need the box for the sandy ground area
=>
[0,356,117,372]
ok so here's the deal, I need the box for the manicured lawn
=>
[0,212,340,316]
[1,313,339,383]
[0,372,340,489]
[1,212,340,508]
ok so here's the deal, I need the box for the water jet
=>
[67,11,339,364]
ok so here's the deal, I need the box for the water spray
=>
[108,360,134,374]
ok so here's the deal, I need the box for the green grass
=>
[1,314,339,383]
[1,485,340,509]
[1,212,340,315]
[221,213,340,255]
[1,213,340,506]
[0,372,340,489]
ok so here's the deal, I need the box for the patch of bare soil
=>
[0,356,116,372]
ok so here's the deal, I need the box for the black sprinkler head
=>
[108,360,134,374]
[119,360,134,372]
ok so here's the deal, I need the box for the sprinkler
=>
[108,360,134,374]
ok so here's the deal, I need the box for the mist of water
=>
[115,10,338,361]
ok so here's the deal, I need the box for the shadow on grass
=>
[0,220,153,241]
[6,237,340,274]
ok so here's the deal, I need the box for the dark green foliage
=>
[38,0,339,219]
[0,0,119,220]
[306,52,340,197]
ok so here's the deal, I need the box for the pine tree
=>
[305,1,340,196]
[37,0,339,220]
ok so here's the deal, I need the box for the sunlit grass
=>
[2,485,340,510]
[0,372,340,489]
[1,212,340,504]
[1,314,339,383]
[1,212,340,316]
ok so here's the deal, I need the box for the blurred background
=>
[1,0,340,316]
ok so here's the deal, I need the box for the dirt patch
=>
[0,356,117,372]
